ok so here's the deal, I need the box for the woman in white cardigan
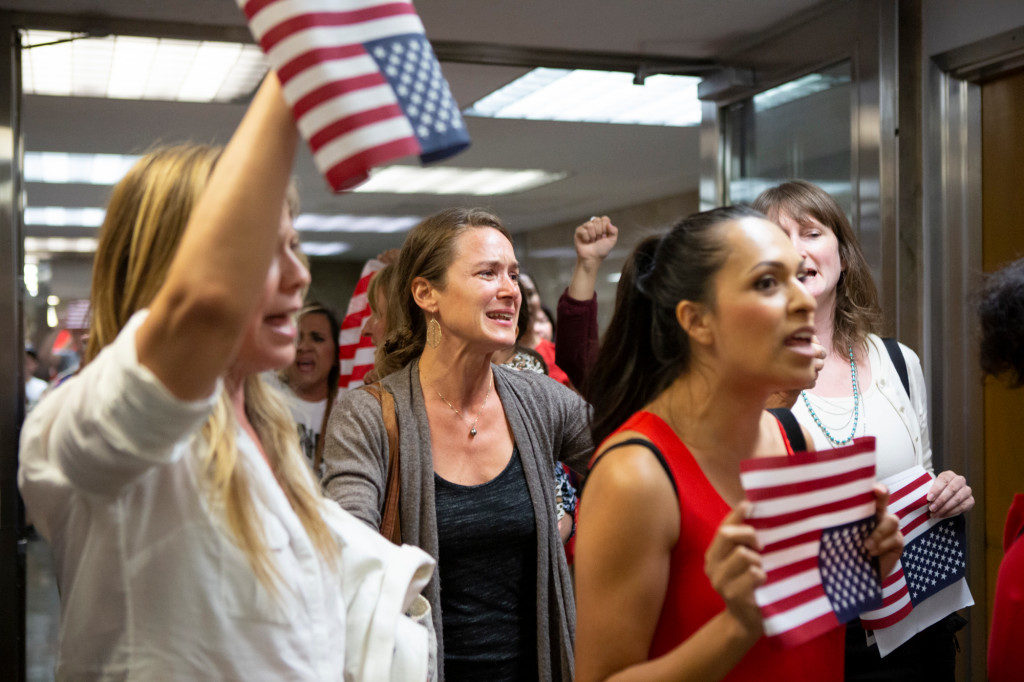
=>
[754,180,973,682]
[18,73,433,680]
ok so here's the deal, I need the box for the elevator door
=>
[980,66,1024,630]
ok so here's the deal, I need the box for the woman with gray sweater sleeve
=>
[322,207,592,682]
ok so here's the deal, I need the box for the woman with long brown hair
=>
[18,74,433,679]
[323,207,592,681]
[754,180,973,680]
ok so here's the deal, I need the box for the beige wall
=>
[515,190,700,332]
[306,259,366,319]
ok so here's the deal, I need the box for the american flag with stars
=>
[858,465,973,656]
[239,0,470,191]
[739,437,883,648]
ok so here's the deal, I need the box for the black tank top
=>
[434,446,538,681]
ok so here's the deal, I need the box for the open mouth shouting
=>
[486,310,516,325]
[784,326,816,357]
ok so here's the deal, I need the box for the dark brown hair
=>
[586,205,761,447]
[296,302,341,395]
[979,258,1024,387]
[377,207,512,377]
[753,180,881,355]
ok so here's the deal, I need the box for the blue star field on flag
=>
[901,514,967,604]
[819,517,884,622]
[365,33,469,162]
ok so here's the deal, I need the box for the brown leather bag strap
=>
[359,383,402,544]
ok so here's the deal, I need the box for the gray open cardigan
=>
[321,359,593,682]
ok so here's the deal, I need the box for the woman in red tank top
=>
[574,207,904,682]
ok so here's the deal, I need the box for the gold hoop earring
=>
[426,317,442,349]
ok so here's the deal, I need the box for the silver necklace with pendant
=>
[435,377,492,437]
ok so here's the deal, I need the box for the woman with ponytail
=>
[18,74,434,679]
[574,206,903,681]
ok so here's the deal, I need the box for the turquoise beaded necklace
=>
[801,346,860,447]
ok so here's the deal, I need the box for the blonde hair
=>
[87,144,337,590]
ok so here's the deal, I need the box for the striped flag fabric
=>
[858,465,973,656]
[739,437,882,648]
[239,0,471,191]
[337,258,384,390]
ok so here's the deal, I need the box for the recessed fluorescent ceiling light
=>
[301,242,351,257]
[25,206,419,234]
[22,30,267,102]
[465,68,701,126]
[752,72,851,112]
[25,236,98,254]
[25,151,564,196]
[295,214,421,233]
[353,165,566,195]
[25,206,106,227]
[25,152,141,185]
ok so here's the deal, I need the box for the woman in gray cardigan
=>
[322,208,592,682]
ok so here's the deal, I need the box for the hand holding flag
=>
[704,502,767,640]
[238,0,471,191]
[858,465,973,656]
[866,485,905,579]
[739,437,902,647]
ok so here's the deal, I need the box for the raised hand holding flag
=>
[239,0,470,191]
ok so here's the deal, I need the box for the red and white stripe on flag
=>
[239,0,469,191]
[858,465,973,656]
[739,437,879,648]
[858,467,933,631]
[337,258,383,390]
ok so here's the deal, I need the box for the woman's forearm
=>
[139,73,299,399]
[598,611,759,682]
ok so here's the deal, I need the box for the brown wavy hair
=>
[753,180,880,355]
[376,207,512,378]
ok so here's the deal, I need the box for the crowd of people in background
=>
[15,66,1019,682]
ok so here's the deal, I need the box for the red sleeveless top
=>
[603,410,843,682]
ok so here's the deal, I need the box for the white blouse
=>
[792,334,933,480]
[19,311,434,680]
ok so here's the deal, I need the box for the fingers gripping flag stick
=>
[240,0,471,191]
[858,465,973,656]
[739,437,883,648]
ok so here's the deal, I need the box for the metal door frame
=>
[698,0,912,343]
[0,17,24,682]
[924,24,1024,682]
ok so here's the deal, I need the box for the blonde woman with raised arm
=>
[18,74,434,680]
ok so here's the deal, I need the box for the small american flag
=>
[240,0,471,191]
[739,437,882,648]
[337,258,383,390]
[858,465,973,656]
